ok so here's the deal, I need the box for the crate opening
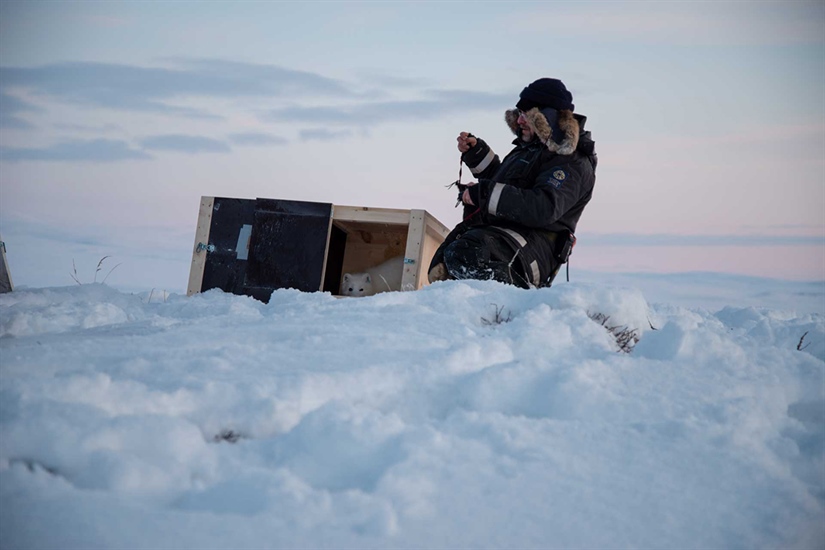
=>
[323,220,409,295]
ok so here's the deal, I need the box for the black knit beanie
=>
[516,78,574,112]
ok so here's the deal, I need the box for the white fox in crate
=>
[340,256,404,297]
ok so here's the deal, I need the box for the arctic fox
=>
[340,256,404,297]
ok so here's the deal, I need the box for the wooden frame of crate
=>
[0,234,12,294]
[186,196,451,302]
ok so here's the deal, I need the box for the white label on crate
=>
[236,224,252,260]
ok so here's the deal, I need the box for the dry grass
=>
[588,311,640,353]
[70,256,122,285]
[482,303,513,326]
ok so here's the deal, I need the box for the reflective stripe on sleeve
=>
[488,183,506,216]
[470,149,496,175]
[529,260,540,287]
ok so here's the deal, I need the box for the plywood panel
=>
[186,196,215,296]
[333,205,411,225]
[244,199,332,299]
[335,216,407,276]
[402,210,425,290]
[199,197,257,297]
[0,234,13,293]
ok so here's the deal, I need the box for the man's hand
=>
[462,182,477,205]
[457,132,478,153]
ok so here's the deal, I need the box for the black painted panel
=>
[322,224,348,294]
[198,197,333,302]
[243,198,332,298]
[200,197,256,295]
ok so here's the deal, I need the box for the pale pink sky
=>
[1,1,823,291]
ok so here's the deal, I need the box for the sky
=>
[0,0,824,293]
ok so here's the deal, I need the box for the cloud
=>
[141,134,231,154]
[228,132,289,146]
[585,233,825,247]
[0,63,218,118]
[299,129,353,142]
[740,223,825,233]
[0,59,516,142]
[0,92,41,128]
[0,139,151,162]
[53,122,123,134]
[0,60,517,149]
[266,89,513,128]
[0,59,354,118]
[355,71,435,89]
[168,58,354,97]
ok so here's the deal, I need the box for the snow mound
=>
[1,280,823,549]
[0,284,148,337]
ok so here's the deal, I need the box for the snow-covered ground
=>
[1,278,823,549]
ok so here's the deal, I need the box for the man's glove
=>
[454,182,467,207]
[464,183,481,207]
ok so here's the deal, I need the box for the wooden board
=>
[186,197,215,296]
[0,234,12,294]
[335,222,407,276]
[401,210,426,291]
[332,205,412,225]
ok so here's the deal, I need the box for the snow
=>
[1,279,823,549]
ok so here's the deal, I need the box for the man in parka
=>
[428,77,597,288]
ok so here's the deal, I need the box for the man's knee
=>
[442,230,520,285]
[444,238,485,279]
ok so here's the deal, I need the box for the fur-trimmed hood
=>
[505,108,581,155]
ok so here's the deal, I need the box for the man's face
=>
[517,110,535,142]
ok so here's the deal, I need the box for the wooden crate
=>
[0,234,12,294]
[187,197,450,302]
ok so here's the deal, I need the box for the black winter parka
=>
[431,108,597,287]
